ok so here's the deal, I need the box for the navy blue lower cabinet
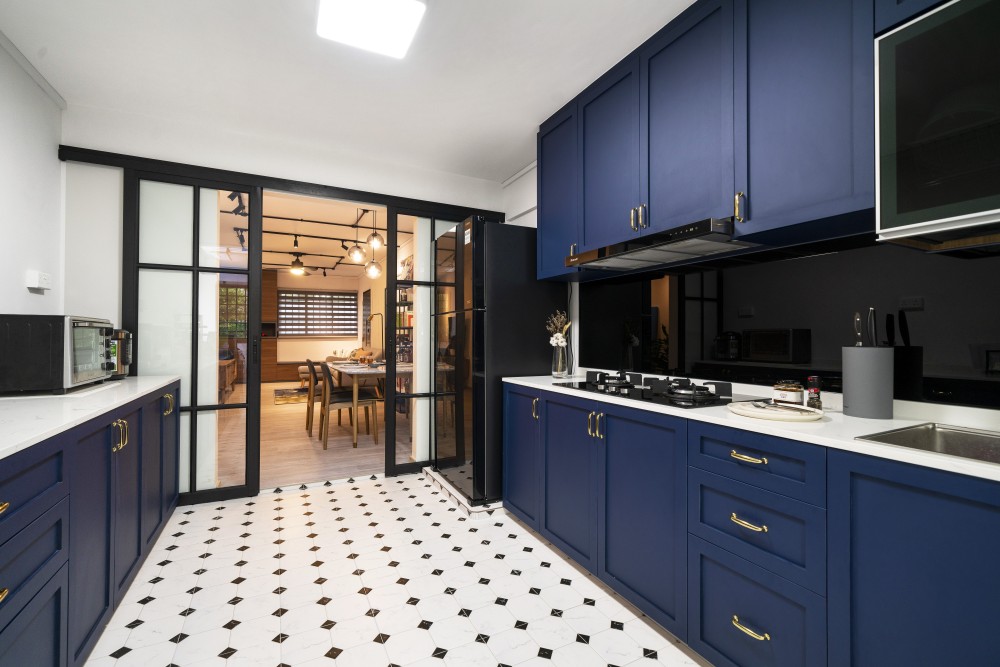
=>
[162,383,180,513]
[140,392,166,549]
[0,562,69,667]
[502,385,542,529]
[875,0,946,33]
[597,404,687,638]
[112,406,143,605]
[828,450,1000,666]
[689,536,826,667]
[0,432,68,549]
[540,392,599,572]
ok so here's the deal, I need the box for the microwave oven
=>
[742,329,812,364]
[0,315,115,393]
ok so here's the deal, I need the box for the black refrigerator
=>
[431,216,564,505]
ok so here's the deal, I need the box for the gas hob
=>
[553,370,762,409]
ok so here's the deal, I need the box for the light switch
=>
[25,270,52,290]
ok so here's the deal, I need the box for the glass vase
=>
[551,345,569,378]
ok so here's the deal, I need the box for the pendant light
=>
[347,209,366,263]
[366,209,385,251]
[289,254,306,276]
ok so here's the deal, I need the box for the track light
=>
[228,192,246,216]
[341,241,349,251]
[289,255,305,276]
[293,234,299,249]
[234,228,247,252]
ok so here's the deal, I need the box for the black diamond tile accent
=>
[110,647,132,659]
[406,597,420,605]
[514,620,529,630]
[431,569,443,576]
[550,609,563,617]
[237,545,249,551]
[444,587,456,595]
[346,553,358,559]
[179,608,196,617]
[432,647,448,658]
[137,596,155,604]
[511,569,522,576]
[352,569,365,576]
[314,577,327,584]
[397,578,409,585]
[373,633,391,644]
[538,647,553,659]
[317,597,332,605]
[273,569,286,575]
[149,576,163,584]
[529,588,541,595]
[560,578,572,585]
[418,620,433,629]
[541,561,551,568]
[228,597,243,605]
[125,619,144,629]
[187,586,203,594]
[475,633,490,644]
[584,598,596,606]
[576,633,590,644]
[272,634,289,644]
[273,587,287,595]
[311,560,324,567]
[421,554,432,559]
[358,587,373,595]
[234,559,248,567]
[388,560,399,567]
[192,567,205,574]
[494,553,505,559]
[169,633,188,644]
[464,561,475,567]
[272,608,288,617]
[223,619,241,630]
[451,546,462,552]
[325,647,343,659]
[321,620,336,629]
[478,578,490,585]
[643,648,658,659]
[495,597,508,606]
[458,608,472,617]
[611,620,624,630]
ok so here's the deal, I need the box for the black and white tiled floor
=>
[85,474,705,667]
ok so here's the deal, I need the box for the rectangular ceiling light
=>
[317,0,427,59]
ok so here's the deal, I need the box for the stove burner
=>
[556,373,736,409]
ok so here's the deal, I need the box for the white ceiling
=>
[0,0,694,183]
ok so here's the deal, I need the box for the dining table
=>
[328,362,415,447]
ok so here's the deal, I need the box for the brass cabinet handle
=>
[111,420,122,453]
[734,192,745,222]
[163,393,174,416]
[730,449,768,465]
[595,413,605,439]
[0,588,8,604]
[0,501,9,515]
[730,512,768,533]
[637,204,646,229]
[123,419,129,449]
[732,615,771,641]
[587,411,595,437]
[629,207,638,231]
[531,397,539,420]
[569,243,578,256]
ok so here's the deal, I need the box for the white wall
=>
[63,162,123,323]
[62,105,504,211]
[0,40,63,313]
[502,162,537,228]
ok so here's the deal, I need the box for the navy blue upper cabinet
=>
[579,56,641,251]
[502,385,542,529]
[640,0,736,234]
[732,0,875,240]
[597,403,688,638]
[875,0,946,33]
[537,104,580,280]
[828,451,1000,666]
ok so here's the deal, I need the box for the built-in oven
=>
[877,0,1000,244]
[0,315,115,393]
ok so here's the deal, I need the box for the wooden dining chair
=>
[304,359,325,437]
[319,362,380,449]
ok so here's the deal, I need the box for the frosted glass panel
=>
[195,411,219,491]
[179,413,190,494]
[200,189,249,270]
[198,273,248,405]
[139,180,193,265]
[138,269,193,405]
[213,408,246,489]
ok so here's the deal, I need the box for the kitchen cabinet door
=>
[875,0,945,33]
[828,450,1000,666]
[502,385,541,529]
[67,417,115,667]
[579,56,641,251]
[640,0,736,235]
[112,406,143,605]
[537,104,580,280]
[0,563,68,667]
[162,382,180,513]
[733,0,874,240]
[540,392,599,572]
[597,403,688,638]
[140,393,164,550]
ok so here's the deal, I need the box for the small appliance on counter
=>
[0,314,115,393]
[742,329,811,363]
[714,331,742,360]
[109,329,133,380]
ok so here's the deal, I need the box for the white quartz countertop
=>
[504,373,1000,483]
[0,376,180,462]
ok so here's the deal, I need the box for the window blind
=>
[278,290,358,336]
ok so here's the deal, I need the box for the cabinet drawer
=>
[0,561,68,667]
[0,436,68,548]
[689,536,826,667]
[688,468,825,594]
[688,422,826,506]
[0,498,69,631]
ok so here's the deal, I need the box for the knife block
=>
[843,346,894,419]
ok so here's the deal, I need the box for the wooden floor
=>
[217,381,388,490]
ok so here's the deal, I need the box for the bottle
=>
[807,375,822,410]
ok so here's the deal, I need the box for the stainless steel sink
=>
[856,423,1000,464]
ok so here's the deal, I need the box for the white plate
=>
[727,401,824,422]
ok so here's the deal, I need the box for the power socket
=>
[899,296,924,311]
[737,305,755,318]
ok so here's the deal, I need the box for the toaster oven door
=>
[67,318,112,387]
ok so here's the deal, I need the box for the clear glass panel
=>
[200,189,249,270]
[178,412,191,494]
[139,180,193,266]
[395,396,433,466]
[138,269,193,405]
[396,215,425,281]
[434,219,460,283]
[408,285,433,394]
[684,274,702,297]
[198,273,248,406]
[703,270,718,298]
[434,313,458,394]
[209,408,246,490]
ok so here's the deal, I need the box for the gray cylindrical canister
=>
[842,346,894,419]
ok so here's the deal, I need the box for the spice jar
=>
[806,375,823,410]
[773,380,804,405]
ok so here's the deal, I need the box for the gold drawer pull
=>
[0,501,9,515]
[730,450,768,465]
[163,393,175,416]
[531,397,539,420]
[0,588,8,604]
[595,413,604,440]
[587,411,595,437]
[732,615,770,641]
[731,512,768,533]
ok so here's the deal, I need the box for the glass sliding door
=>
[127,174,260,501]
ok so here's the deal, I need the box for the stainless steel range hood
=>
[565,218,760,271]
